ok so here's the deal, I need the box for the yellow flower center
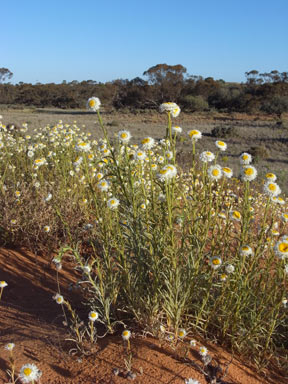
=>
[218,141,225,146]
[223,167,231,173]
[23,368,32,377]
[111,200,116,205]
[89,99,96,107]
[90,313,97,318]
[268,184,276,191]
[233,211,241,219]
[279,243,288,253]
[56,297,62,303]
[212,169,219,177]
[189,130,199,137]
[242,155,249,160]
[244,168,253,176]
[266,173,275,178]
[242,246,249,251]
[123,330,129,337]
[121,133,128,139]
[212,258,221,265]
[142,138,150,144]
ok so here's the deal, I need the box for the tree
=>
[0,68,13,83]
[143,64,187,101]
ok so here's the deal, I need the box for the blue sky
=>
[2,0,288,84]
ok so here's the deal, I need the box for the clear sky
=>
[2,0,288,84]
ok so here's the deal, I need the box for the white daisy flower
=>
[185,379,200,384]
[87,97,101,111]
[172,126,182,135]
[199,346,208,356]
[159,102,179,113]
[97,179,110,192]
[188,129,202,141]
[199,151,215,163]
[225,264,235,274]
[122,329,131,340]
[240,245,253,257]
[265,173,277,182]
[88,311,99,322]
[118,130,131,144]
[215,140,227,151]
[43,225,50,233]
[240,166,257,182]
[230,210,241,221]
[274,240,288,259]
[239,152,252,165]
[53,293,64,304]
[210,256,222,270]
[134,149,146,161]
[75,142,91,152]
[19,363,42,383]
[263,182,281,197]
[4,343,15,351]
[178,328,187,339]
[107,197,120,210]
[0,281,8,288]
[207,164,222,181]
[141,137,155,150]
[222,167,233,178]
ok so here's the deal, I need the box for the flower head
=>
[0,281,8,288]
[240,166,257,182]
[188,129,202,141]
[157,164,177,182]
[265,173,277,182]
[88,311,99,322]
[199,151,215,163]
[159,102,179,113]
[210,256,222,270]
[172,126,182,135]
[207,165,222,181]
[240,245,253,257]
[53,293,64,304]
[185,379,200,384]
[178,328,187,339]
[263,182,281,197]
[199,346,208,356]
[19,363,42,383]
[87,97,101,111]
[4,343,15,351]
[107,197,120,210]
[274,240,288,259]
[97,179,110,192]
[222,167,233,178]
[118,130,131,144]
[239,152,252,165]
[230,210,241,221]
[215,140,227,151]
[141,137,155,150]
[122,329,131,341]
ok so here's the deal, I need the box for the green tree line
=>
[0,65,288,114]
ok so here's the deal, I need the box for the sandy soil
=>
[0,247,287,384]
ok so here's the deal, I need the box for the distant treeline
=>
[0,64,288,114]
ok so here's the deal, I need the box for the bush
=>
[211,125,237,138]
[181,95,209,112]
